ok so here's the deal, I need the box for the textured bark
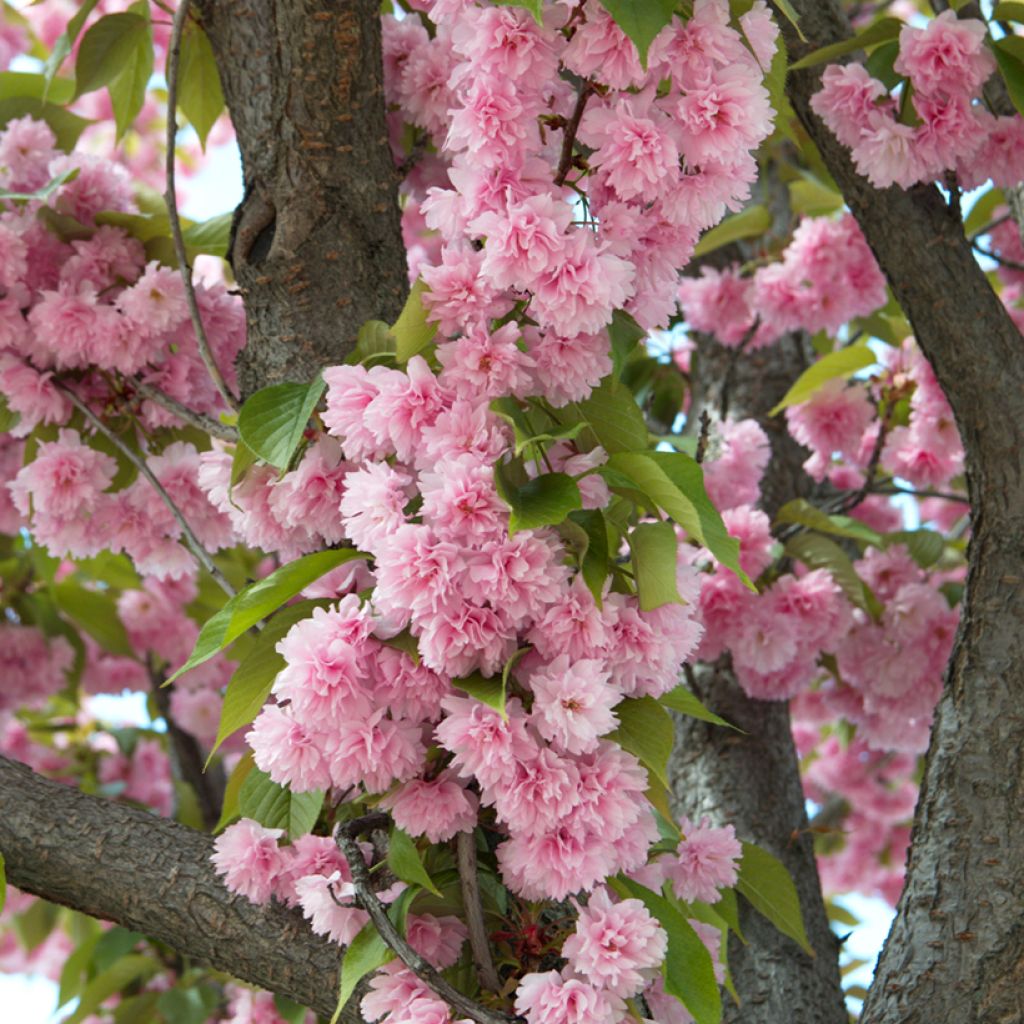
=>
[195,0,408,397]
[0,755,356,1021]
[670,331,848,1024]
[777,3,1024,1022]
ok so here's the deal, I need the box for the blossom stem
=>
[55,381,236,598]
[131,377,239,442]
[336,817,519,1024]
[165,0,239,414]
[554,81,594,188]
[456,829,502,994]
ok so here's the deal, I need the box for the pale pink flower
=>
[380,772,479,843]
[528,655,620,756]
[514,969,625,1024]
[664,816,741,903]
[211,819,287,905]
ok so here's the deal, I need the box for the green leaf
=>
[209,599,329,759]
[53,580,133,656]
[388,827,443,898]
[693,203,772,258]
[0,71,75,105]
[788,176,843,218]
[274,995,313,1024]
[93,926,143,972]
[355,319,397,361]
[182,211,232,259]
[0,166,79,203]
[0,393,20,433]
[494,462,582,534]
[612,877,723,1024]
[0,97,91,150]
[789,17,902,71]
[995,2,1024,22]
[215,751,253,832]
[157,988,212,1024]
[736,841,813,956]
[995,37,1024,117]
[865,39,901,90]
[570,508,610,605]
[570,378,651,454]
[229,439,258,490]
[964,187,1005,237]
[238,376,326,471]
[392,279,437,362]
[608,696,674,787]
[606,452,702,542]
[178,19,224,149]
[238,766,324,837]
[882,528,946,569]
[64,954,160,1024]
[772,0,805,40]
[168,547,368,681]
[660,685,741,732]
[491,0,544,22]
[42,0,101,93]
[785,533,881,617]
[73,13,150,98]
[645,450,754,590]
[453,671,507,719]
[596,0,675,67]
[106,10,152,139]
[775,498,883,547]
[58,931,102,1009]
[768,343,876,415]
[333,922,394,1023]
[609,308,646,378]
[630,521,682,612]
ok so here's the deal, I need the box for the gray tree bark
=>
[776,3,1024,1022]
[670,331,848,1024]
[0,755,352,1021]
[194,0,409,397]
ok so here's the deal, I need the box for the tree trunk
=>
[670,331,848,1024]
[777,3,1024,1021]
[195,0,408,397]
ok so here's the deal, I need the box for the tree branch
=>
[165,0,238,413]
[132,376,239,442]
[336,820,516,1024]
[0,755,356,1021]
[456,830,501,994]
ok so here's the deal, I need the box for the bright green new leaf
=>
[0,70,75,105]
[167,547,368,681]
[995,37,1024,118]
[494,461,582,534]
[630,521,682,612]
[178,19,225,149]
[645,450,754,589]
[392,279,437,362]
[42,0,101,93]
[609,696,675,787]
[570,378,651,454]
[772,0,805,40]
[53,580,133,656]
[215,751,254,832]
[238,375,326,470]
[612,877,723,1024]
[0,97,90,150]
[736,841,813,955]
[788,177,843,218]
[182,211,233,259]
[963,187,1005,237]
[882,528,946,569]
[660,685,741,732]
[995,1,1024,22]
[73,13,150,98]
[693,203,771,257]
[769,343,876,415]
[388,827,443,897]
[775,498,883,547]
[209,599,331,759]
[597,0,675,67]
[106,9,152,139]
[454,671,506,718]
[789,17,902,71]
[333,922,394,1023]
[785,532,882,617]
[64,954,160,1024]
[238,767,324,837]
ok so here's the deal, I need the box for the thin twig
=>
[694,409,712,465]
[718,318,760,422]
[828,399,892,515]
[55,381,235,597]
[968,212,1011,240]
[456,830,501,994]
[165,0,238,413]
[132,377,238,442]
[336,818,519,1024]
[554,81,593,188]
[971,240,1024,272]
[867,484,970,505]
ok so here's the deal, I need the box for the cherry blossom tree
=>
[0,2,1021,1024]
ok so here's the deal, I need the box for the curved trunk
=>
[777,3,1024,1021]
